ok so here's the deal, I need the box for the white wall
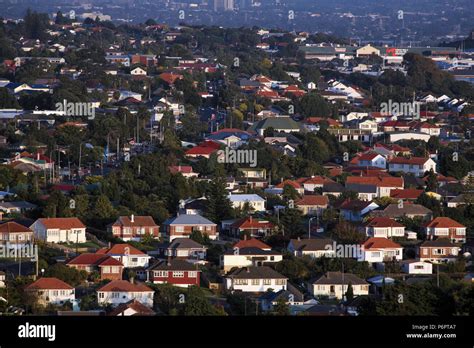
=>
[225,278,287,292]
[97,291,154,307]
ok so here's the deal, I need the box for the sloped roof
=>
[98,280,153,292]
[25,277,74,290]
[36,218,85,229]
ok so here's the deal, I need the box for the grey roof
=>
[226,266,287,279]
[0,201,37,210]
[163,214,216,226]
[249,117,300,132]
[323,182,345,193]
[289,238,335,252]
[311,272,368,285]
[147,259,198,271]
[449,194,474,204]
[259,286,304,303]
[377,204,432,218]
[345,183,377,194]
[168,238,205,249]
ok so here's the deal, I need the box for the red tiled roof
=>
[346,176,403,188]
[25,277,74,290]
[168,165,194,174]
[0,222,33,234]
[159,72,183,85]
[275,180,302,189]
[390,189,424,200]
[96,243,146,256]
[389,157,429,165]
[98,280,152,292]
[113,216,158,228]
[231,217,274,230]
[233,237,271,250]
[185,145,219,156]
[67,253,123,267]
[362,237,402,249]
[295,195,328,206]
[358,152,381,161]
[424,217,465,229]
[36,218,85,230]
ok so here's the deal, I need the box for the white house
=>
[365,217,406,238]
[401,260,433,275]
[388,157,436,177]
[97,280,154,307]
[30,218,86,243]
[358,238,403,263]
[25,277,75,306]
[225,266,287,293]
[358,119,378,133]
[221,248,283,272]
[357,152,387,169]
[228,194,266,212]
[96,243,151,268]
[309,272,369,299]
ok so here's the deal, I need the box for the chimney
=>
[297,236,300,241]
[130,276,134,284]
[244,234,247,241]
[246,267,250,273]
[36,153,40,161]
[108,241,111,249]
[131,214,135,223]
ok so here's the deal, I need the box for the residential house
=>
[0,201,37,214]
[96,244,151,268]
[358,238,403,263]
[345,176,404,198]
[249,117,300,136]
[401,260,433,275]
[66,253,124,281]
[295,195,329,215]
[162,214,218,241]
[390,189,424,201]
[0,222,34,247]
[356,153,387,169]
[25,277,75,306]
[365,217,406,238]
[370,203,433,220]
[97,280,154,307]
[168,165,199,178]
[419,239,460,263]
[287,238,336,258]
[424,217,466,243]
[228,194,266,212]
[147,259,200,288]
[109,299,156,316]
[30,218,86,243]
[221,240,282,272]
[229,217,275,238]
[156,238,207,262]
[309,272,369,299]
[225,266,287,293]
[296,176,334,193]
[388,157,436,177]
[109,215,159,242]
[339,200,379,222]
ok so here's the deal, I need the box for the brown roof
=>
[312,272,367,285]
[113,216,158,228]
[362,237,402,250]
[233,238,271,250]
[98,280,153,292]
[36,217,85,229]
[0,221,33,234]
[109,299,155,316]
[289,238,335,251]
[25,277,74,290]
[67,253,123,267]
[295,195,329,206]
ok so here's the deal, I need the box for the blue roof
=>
[163,214,216,225]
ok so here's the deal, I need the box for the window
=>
[175,226,184,232]
[173,271,184,278]
[188,271,197,278]
[423,248,428,255]
[275,279,286,286]
[251,279,260,285]
[154,271,168,277]
[99,292,104,299]
[263,279,271,285]
[112,292,120,298]
[414,265,424,270]
[235,279,248,285]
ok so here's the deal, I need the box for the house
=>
[25,277,75,306]
[66,253,124,280]
[401,260,433,275]
[233,237,272,251]
[96,244,151,268]
[365,217,406,238]
[419,239,460,263]
[424,217,466,243]
[147,259,200,288]
[30,218,86,243]
[388,157,437,177]
[0,201,37,214]
[156,238,207,262]
[130,67,147,76]
[97,280,154,307]
[225,266,287,293]
[356,153,387,169]
[339,200,379,222]
[295,195,328,215]
[162,214,218,241]
[309,272,369,299]
[390,189,424,201]
[228,194,266,212]
[229,217,275,238]
[287,238,336,258]
[358,238,403,263]
[447,194,474,208]
[0,222,34,247]
[249,117,300,136]
[109,215,159,242]
[370,203,433,220]
[109,299,156,316]
[297,176,334,193]
[168,165,199,178]
[221,242,282,272]
[345,176,404,198]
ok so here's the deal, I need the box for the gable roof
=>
[424,217,465,229]
[98,280,153,292]
[366,217,404,228]
[96,243,147,256]
[113,216,158,228]
[25,277,74,290]
[295,195,329,206]
[346,176,403,188]
[67,253,123,267]
[147,259,198,271]
[233,238,271,250]
[312,272,367,285]
[0,221,33,234]
[35,218,85,229]
[289,238,334,252]
[420,239,457,248]
[109,299,156,316]
[362,237,402,250]
[163,214,216,226]
[167,238,205,249]
[389,157,430,165]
